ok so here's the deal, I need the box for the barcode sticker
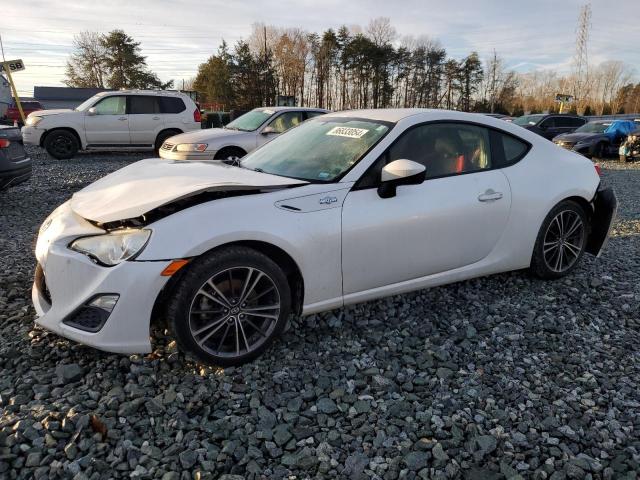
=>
[326,126,369,138]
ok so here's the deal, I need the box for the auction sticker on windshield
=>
[326,126,369,138]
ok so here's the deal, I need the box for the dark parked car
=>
[553,119,636,158]
[619,128,640,162]
[513,114,587,140]
[0,125,31,190]
[5,100,44,125]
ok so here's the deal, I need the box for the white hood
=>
[70,158,306,223]
[167,127,249,144]
[30,108,75,117]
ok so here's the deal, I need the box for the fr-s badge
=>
[319,196,338,205]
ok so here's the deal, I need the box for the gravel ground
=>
[1,147,639,480]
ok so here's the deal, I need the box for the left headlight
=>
[69,229,151,266]
[26,116,43,127]
[175,143,208,152]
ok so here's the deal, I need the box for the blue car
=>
[552,119,637,158]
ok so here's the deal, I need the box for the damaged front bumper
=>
[586,187,618,257]
[32,201,171,354]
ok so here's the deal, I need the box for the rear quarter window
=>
[159,97,186,114]
[492,131,530,168]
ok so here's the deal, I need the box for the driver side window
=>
[267,112,304,133]
[93,96,126,115]
[387,123,491,179]
[539,117,555,129]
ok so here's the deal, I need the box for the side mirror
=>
[261,126,278,135]
[377,159,426,199]
[87,107,97,116]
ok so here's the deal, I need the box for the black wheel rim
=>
[543,210,585,273]
[51,135,74,156]
[188,267,281,358]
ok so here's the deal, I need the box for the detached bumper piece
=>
[586,187,618,257]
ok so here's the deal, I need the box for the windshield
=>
[75,94,105,112]
[575,122,610,134]
[226,109,275,131]
[240,118,391,181]
[513,114,544,126]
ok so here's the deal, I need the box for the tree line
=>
[65,20,639,116]
[65,30,172,90]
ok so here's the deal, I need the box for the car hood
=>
[28,108,74,118]
[166,128,249,144]
[554,132,601,143]
[70,158,307,224]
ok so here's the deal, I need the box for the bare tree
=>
[366,17,397,46]
[64,31,108,88]
[598,61,632,114]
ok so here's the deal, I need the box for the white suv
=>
[22,90,201,159]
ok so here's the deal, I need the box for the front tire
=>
[530,200,588,279]
[44,130,79,160]
[214,147,246,164]
[166,246,291,366]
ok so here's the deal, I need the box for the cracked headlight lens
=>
[69,229,151,266]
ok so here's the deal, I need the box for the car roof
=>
[253,106,329,113]
[96,90,188,97]
[323,108,445,122]
[322,108,527,123]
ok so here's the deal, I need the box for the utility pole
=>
[573,3,591,115]
[0,34,26,124]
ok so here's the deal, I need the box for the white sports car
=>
[33,109,617,365]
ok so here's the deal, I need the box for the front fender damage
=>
[97,186,300,230]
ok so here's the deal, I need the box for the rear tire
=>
[44,130,79,160]
[530,200,588,279]
[214,147,246,164]
[166,246,291,366]
[593,142,605,159]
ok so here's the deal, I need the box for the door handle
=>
[478,189,503,202]
[118,117,127,121]
[152,116,160,120]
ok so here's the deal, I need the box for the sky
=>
[2,0,639,97]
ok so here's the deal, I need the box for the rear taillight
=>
[0,139,10,148]
[193,108,202,123]
[594,164,602,176]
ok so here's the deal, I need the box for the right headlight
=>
[69,229,151,266]
[26,116,43,127]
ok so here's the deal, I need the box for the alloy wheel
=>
[188,266,281,358]
[542,209,585,273]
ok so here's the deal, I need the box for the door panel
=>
[84,96,130,145]
[341,170,512,295]
[128,96,165,146]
